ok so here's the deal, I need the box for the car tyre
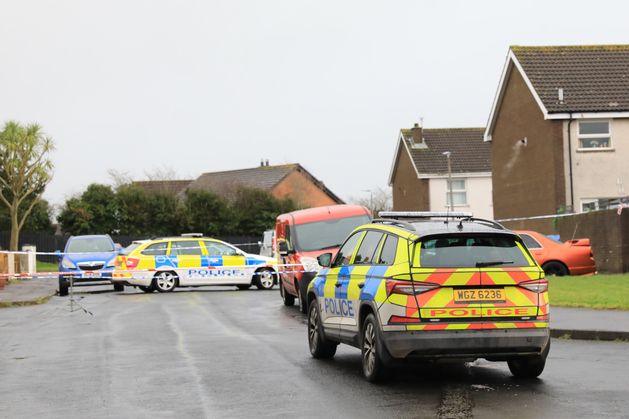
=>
[58,278,69,297]
[297,280,307,313]
[139,284,155,293]
[154,271,178,293]
[280,281,295,306]
[113,283,124,292]
[361,313,390,383]
[254,268,275,290]
[308,300,337,359]
[542,261,568,277]
[508,341,550,379]
[237,284,252,290]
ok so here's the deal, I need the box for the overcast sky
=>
[1,0,628,208]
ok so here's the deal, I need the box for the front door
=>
[319,232,363,340]
[338,230,385,341]
[202,240,249,284]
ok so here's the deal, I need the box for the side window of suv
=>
[376,235,398,265]
[141,242,168,256]
[335,232,363,267]
[354,231,384,265]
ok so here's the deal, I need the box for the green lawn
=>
[549,274,629,310]
[36,260,59,273]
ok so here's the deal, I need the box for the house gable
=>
[486,45,629,141]
[490,64,565,219]
[390,137,430,211]
[273,170,342,208]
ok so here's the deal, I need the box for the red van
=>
[276,204,371,312]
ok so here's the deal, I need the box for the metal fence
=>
[0,232,263,263]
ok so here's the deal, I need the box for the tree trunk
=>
[10,207,20,251]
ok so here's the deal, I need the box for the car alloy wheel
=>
[155,271,177,292]
[362,322,377,377]
[255,269,275,290]
[308,304,320,352]
[307,301,337,358]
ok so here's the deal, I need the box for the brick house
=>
[485,45,629,219]
[184,163,343,208]
[388,124,493,219]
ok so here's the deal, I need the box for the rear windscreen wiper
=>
[475,261,514,267]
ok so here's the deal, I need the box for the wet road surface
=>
[1,286,628,418]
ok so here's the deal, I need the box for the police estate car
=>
[112,234,278,292]
[306,212,550,382]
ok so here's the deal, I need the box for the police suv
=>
[306,212,550,382]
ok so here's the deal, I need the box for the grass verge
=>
[0,295,53,308]
[549,274,629,310]
[36,260,58,273]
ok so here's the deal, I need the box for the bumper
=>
[112,272,152,287]
[382,327,550,360]
[59,272,113,284]
[569,264,596,275]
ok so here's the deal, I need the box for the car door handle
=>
[335,282,342,288]
[358,282,365,289]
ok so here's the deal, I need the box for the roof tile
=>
[402,128,490,175]
[511,45,629,113]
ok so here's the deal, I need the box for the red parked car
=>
[515,230,596,276]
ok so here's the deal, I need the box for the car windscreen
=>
[292,215,371,252]
[120,243,141,255]
[66,237,115,253]
[418,234,532,268]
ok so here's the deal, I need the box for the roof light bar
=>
[378,211,474,219]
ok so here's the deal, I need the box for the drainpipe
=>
[567,114,575,212]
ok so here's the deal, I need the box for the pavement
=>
[1,277,629,340]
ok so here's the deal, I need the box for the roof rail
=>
[378,211,474,220]
[371,218,416,231]
[469,217,505,230]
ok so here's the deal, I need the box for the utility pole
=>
[443,151,453,211]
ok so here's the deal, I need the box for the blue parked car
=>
[58,235,122,296]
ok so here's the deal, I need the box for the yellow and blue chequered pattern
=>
[308,222,549,332]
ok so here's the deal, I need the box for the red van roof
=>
[277,204,370,225]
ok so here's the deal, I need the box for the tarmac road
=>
[1,286,628,419]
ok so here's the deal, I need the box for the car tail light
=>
[125,257,140,270]
[520,279,548,293]
[386,279,439,296]
[114,257,124,268]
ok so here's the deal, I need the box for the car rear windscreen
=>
[418,234,532,268]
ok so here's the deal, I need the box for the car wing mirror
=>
[317,252,333,268]
[54,250,62,259]
[278,240,291,256]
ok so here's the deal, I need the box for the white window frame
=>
[577,120,612,151]
[580,198,599,212]
[446,179,467,207]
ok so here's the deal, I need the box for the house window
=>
[578,121,611,150]
[581,199,599,212]
[446,179,467,206]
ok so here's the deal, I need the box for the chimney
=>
[260,159,264,167]
[266,159,270,166]
[410,122,427,149]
